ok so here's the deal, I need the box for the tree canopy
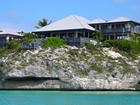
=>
[132,33,140,43]
[35,18,52,29]
[92,30,103,42]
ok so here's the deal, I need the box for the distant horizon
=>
[0,0,140,32]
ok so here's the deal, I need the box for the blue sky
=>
[0,0,140,32]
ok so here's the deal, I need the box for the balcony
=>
[100,28,140,33]
[0,40,7,45]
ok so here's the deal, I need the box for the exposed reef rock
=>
[0,46,140,90]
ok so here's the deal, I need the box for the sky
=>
[0,0,140,32]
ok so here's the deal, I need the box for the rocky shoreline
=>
[0,46,140,90]
[0,74,139,90]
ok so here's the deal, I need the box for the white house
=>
[0,28,23,47]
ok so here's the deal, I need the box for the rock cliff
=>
[0,46,140,90]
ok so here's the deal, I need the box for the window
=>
[122,24,125,28]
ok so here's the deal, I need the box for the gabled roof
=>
[88,18,105,24]
[0,28,23,36]
[33,15,95,33]
[109,17,131,22]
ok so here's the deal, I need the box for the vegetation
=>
[22,33,40,44]
[0,31,139,75]
[43,37,66,47]
[6,40,21,50]
[35,18,52,29]
[22,33,35,40]
[92,30,103,43]
[84,43,97,50]
[68,49,79,56]
[103,39,140,54]
[89,64,104,73]
[0,40,22,57]
[132,33,140,43]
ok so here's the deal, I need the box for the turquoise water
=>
[0,91,140,105]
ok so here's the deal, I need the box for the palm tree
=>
[35,18,52,29]
[132,33,140,43]
[92,30,103,44]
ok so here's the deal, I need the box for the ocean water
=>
[0,90,140,105]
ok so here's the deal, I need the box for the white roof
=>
[89,16,140,24]
[109,17,131,22]
[0,28,23,36]
[88,18,105,24]
[33,15,95,32]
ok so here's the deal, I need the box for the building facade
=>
[0,28,23,47]
[89,17,140,40]
[33,15,140,47]
[33,15,95,47]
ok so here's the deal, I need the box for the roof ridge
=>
[5,28,8,34]
[97,18,102,22]
[73,15,85,29]
[124,17,131,21]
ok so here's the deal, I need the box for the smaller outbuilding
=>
[0,28,23,47]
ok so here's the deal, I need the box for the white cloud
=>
[114,0,128,3]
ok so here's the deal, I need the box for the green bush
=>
[84,43,96,50]
[22,33,40,44]
[6,40,21,50]
[104,40,140,54]
[103,41,111,47]
[0,48,5,54]
[43,37,66,47]
[23,38,40,44]
[22,33,36,40]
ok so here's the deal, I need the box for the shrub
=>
[84,43,96,50]
[22,33,36,40]
[43,37,66,47]
[22,33,40,44]
[6,40,21,50]
[103,41,111,47]
[104,40,140,54]
[0,48,5,54]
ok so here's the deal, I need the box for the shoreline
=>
[0,77,139,91]
[0,88,139,91]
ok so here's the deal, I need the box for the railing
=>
[64,37,90,47]
[100,28,140,33]
[80,37,90,44]
[22,37,90,49]
[0,40,7,45]
[65,37,89,43]
[22,38,45,50]
[131,29,140,33]
[65,38,80,42]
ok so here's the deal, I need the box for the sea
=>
[0,90,140,105]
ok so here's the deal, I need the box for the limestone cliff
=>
[0,46,140,90]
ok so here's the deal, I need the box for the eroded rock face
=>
[1,64,139,90]
[0,46,140,90]
[0,74,139,90]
